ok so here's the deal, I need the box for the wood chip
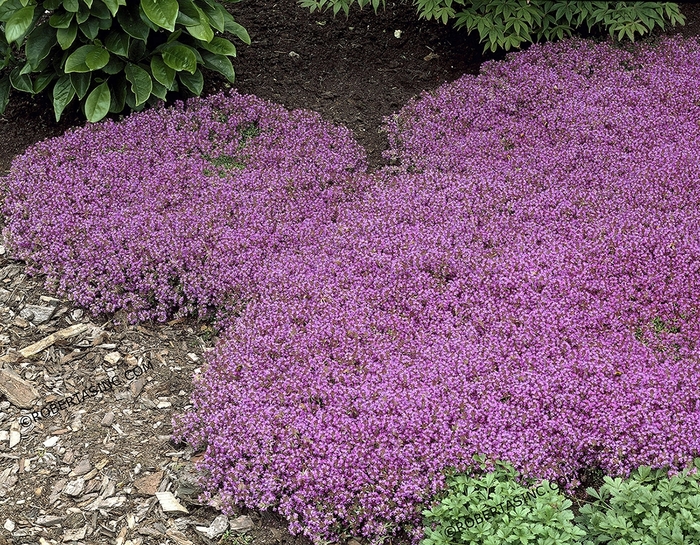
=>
[62,525,87,542]
[19,304,56,325]
[0,367,39,409]
[155,491,188,513]
[9,422,20,449]
[18,324,88,358]
[104,352,121,365]
[134,471,163,496]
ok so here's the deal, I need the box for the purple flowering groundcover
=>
[4,36,700,544]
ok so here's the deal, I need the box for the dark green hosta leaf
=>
[63,0,79,13]
[117,5,151,41]
[53,74,75,121]
[9,66,33,93]
[150,55,175,88]
[70,72,91,99]
[76,4,91,24]
[199,36,236,56]
[80,18,101,39]
[161,43,197,73]
[105,31,129,55]
[102,56,125,74]
[65,44,110,73]
[176,0,202,26]
[125,63,152,106]
[25,23,57,68]
[89,1,112,20]
[140,0,177,31]
[150,78,167,99]
[34,71,55,94]
[187,17,214,42]
[223,17,250,44]
[0,75,10,115]
[57,23,78,49]
[197,0,226,32]
[178,68,203,94]
[85,80,111,122]
[5,5,35,43]
[101,0,121,17]
[49,11,74,29]
[200,50,234,81]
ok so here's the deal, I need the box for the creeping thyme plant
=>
[4,36,700,545]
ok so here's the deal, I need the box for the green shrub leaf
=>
[57,23,78,49]
[140,0,178,31]
[105,30,129,55]
[25,23,57,68]
[200,50,234,81]
[70,71,91,99]
[85,80,111,121]
[161,43,197,73]
[5,5,36,43]
[0,75,10,115]
[200,36,236,56]
[125,62,152,105]
[65,44,109,72]
[178,67,203,94]
[52,74,75,121]
[150,55,175,88]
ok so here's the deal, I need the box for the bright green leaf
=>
[52,74,75,121]
[178,67,203,94]
[5,4,35,43]
[84,80,111,121]
[125,62,152,105]
[140,0,177,30]
[150,55,175,88]
[161,43,197,73]
[57,23,78,49]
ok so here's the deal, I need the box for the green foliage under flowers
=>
[0,0,249,121]
[577,459,700,545]
[422,456,585,545]
[422,457,700,545]
[298,1,685,53]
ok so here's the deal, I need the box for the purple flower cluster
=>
[175,37,700,543]
[2,91,367,321]
[5,35,700,545]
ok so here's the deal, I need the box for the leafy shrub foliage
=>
[0,0,250,121]
[422,458,585,545]
[578,460,700,545]
[2,90,367,320]
[299,0,685,52]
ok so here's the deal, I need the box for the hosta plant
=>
[0,0,250,121]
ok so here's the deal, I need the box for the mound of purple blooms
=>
[2,91,367,321]
[174,37,700,543]
[5,34,700,545]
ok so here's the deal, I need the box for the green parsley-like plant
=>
[0,0,250,121]
[299,0,685,53]
[421,456,586,545]
[577,459,700,545]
